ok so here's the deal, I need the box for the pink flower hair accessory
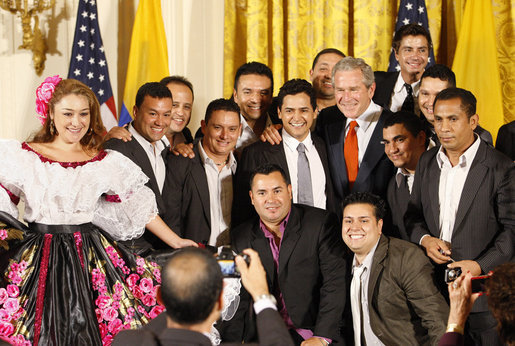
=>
[35,75,62,125]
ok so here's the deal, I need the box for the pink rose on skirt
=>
[142,294,156,307]
[6,285,19,298]
[0,289,8,304]
[126,274,140,287]
[107,318,123,334]
[0,229,8,240]
[102,307,118,322]
[3,298,19,314]
[139,278,153,293]
[149,305,164,319]
[96,295,111,309]
[0,321,14,337]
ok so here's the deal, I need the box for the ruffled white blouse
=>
[0,139,158,241]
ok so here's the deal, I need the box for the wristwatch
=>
[254,293,277,306]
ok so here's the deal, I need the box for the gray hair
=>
[332,56,375,89]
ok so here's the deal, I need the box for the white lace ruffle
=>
[0,188,19,219]
[0,141,157,234]
[93,185,158,241]
[221,277,241,321]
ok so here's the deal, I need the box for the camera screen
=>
[218,260,236,276]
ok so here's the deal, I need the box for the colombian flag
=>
[119,0,169,126]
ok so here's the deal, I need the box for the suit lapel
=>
[353,110,387,191]
[428,157,441,231]
[327,117,348,196]
[250,223,276,287]
[453,142,488,234]
[278,206,302,275]
[368,235,387,302]
[268,143,291,178]
[191,153,211,226]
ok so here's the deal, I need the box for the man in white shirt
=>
[164,98,242,247]
[104,82,175,256]
[373,24,432,114]
[405,88,513,345]
[341,192,447,346]
[234,79,338,224]
[381,111,427,240]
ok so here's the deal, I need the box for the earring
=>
[88,127,93,134]
[49,119,56,136]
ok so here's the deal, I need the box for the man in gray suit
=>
[405,87,514,345]
[342,192,448,346]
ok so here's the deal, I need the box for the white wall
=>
[0,0,224,141]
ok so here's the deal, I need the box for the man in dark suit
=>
[112,247,293,346]
[234,79,338,225]
[104,82,179,256]
[342,192,448,346]
[382,111,427,240]
[405,88,514,345]
[418,64,493,147]
[373,24,431,114]
[164,98,241,246]
[495,120,515,160]
[309,48,346,112]
[315,56,395,202]
[229,164,346,345]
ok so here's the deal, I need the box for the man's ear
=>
[156,286,164,306]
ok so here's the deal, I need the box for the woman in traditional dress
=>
[0,76,197,345]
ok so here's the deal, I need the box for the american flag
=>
[67,0,117,130]
[387,0,436,72]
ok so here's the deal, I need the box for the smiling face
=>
[201,110,241,161]
[418,77,450,124]
[133,95,172,144]
[334,69,375,119]
[233,74,273,122]
[250,171,292,229]
[279,93,316,142]
[382,123,426,173]
[395,35,429,83]
[342,203,383,263]
[51,94,91,144]
[310,53,343,100]
[167,82,193,133]
[434,98,478,156]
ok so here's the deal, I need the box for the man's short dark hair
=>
[420,64,456,87]
[384,111,428,146]
[311,48,346,70]
[485,262,515,345]
[392,23,433,53]
[277,79,317,111]
[160,75,195,100]
[249,163,290,189]
[135,82,172,108]
[233,61,274,93]
[161,247,223,325]
[342,192,387,220]
[434,87,476,118]
[204,98,240,124]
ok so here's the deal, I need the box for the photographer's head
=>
[160,247,223,329]
[486,263,515,345]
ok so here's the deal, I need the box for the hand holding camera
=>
[235,248,271,301]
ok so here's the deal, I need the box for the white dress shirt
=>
[236,114,273,150]
[389,73,420,114]
[351,240,384,346]
[128,124,167,193]
[198,142,237,246]
[282,130,327,209]
[345,101,382,166]
[437,135,481,243]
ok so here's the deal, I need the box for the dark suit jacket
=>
[229,204,347,342]
[386,174,411,240]
[315,105,395,201]
[365,235,448,346]
[112,308,293,346]
[233,133,339,225]
[495,120,515,160]
[163,144,213,243]
[104,136,170,253]
[372,71,398,109]
[405,141,514,311]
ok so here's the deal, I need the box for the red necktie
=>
[344,121,359,189]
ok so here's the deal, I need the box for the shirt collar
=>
[436,134,481,169]
[347,101,382,132]
[128,123,166,152]
[198,141,237,173]
[240,113,272,133]
[259,210,291,239]
[282,129,314,153]
[352,238,380,272]
[395,168,413,187]
[393,73,421,95]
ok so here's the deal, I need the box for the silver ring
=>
[453,282,458,289]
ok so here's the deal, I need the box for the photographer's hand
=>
[448,260,481,277]
[235,249,269,300]
[447,272,481,331]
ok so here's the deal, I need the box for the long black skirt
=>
[0,212,164,346]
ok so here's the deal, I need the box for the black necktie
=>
[401,83,414,112]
